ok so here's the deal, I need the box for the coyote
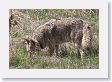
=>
[24,18,92,58]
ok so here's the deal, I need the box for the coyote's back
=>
[24,18,92,58]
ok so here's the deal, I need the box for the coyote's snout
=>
[24,18,92,59]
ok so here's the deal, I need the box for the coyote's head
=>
[23,28,52,56]
[23,38,41,56]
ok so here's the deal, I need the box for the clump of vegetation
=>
[9,9,99,69]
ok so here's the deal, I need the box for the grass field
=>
[9,9,99,69]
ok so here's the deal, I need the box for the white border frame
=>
[0,0,108,78]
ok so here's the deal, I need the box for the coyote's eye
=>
[87,26,90,29]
